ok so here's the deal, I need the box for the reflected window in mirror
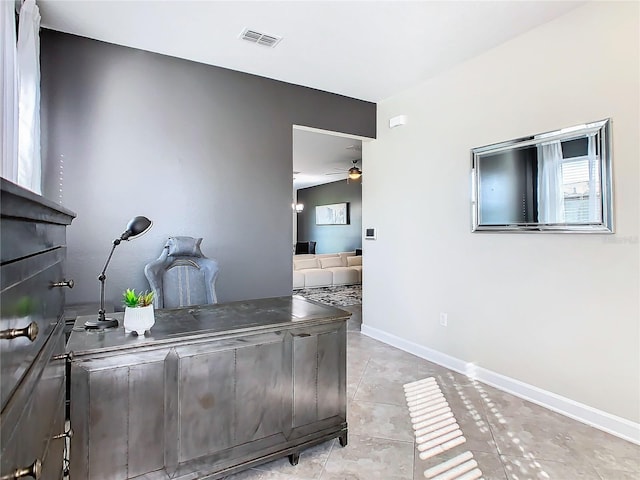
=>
[471,119,613,233]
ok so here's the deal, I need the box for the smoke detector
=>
[239,28,282,48]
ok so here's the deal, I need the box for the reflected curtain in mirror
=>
[537,140,564,223]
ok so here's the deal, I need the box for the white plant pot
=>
[123,305,155,336]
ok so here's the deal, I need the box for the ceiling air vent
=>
[240,28,282,48]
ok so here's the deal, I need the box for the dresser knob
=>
[51,279,74,289]
[0,322,38,342]
[0,459,41,479]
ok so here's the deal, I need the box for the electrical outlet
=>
[439,313,448,327]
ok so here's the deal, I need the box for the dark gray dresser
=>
[1,178,76,479]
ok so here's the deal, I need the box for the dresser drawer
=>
[0,248,67,410]
[0,218,67,265]
[1,319,66,479]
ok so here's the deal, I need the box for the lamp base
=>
[84,317,119,330]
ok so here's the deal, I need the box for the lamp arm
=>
[97,239,121,321]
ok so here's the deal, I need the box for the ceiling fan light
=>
[348,167,362,180]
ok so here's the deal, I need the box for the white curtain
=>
[537,141,565,224]
[586,133,600,222]
[1,0,19,182]
[16,0,41,194]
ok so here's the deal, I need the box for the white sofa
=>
[293,252,362,289]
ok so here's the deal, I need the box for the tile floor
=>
[225,306,639,480]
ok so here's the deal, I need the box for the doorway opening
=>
[292,125,370,330]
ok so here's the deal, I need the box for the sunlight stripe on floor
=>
[404,378,484,480]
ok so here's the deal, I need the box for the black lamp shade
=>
[121,216,153,240]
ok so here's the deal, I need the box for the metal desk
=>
[67,296,349,480]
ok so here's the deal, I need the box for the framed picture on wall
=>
[316,202,349,225]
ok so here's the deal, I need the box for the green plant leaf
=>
[123,288,140,307]
[138,291,154,307]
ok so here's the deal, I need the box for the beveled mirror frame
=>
[471,119,614,233]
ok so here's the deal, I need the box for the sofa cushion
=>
[316,253,339,259]
[293,271,305,289]
[319,256,343,269]
[351,265,362,282]
[326,267,359,286]
[338,252,355,266]
[294,258,319,270]
[294,254,316,260]
[303,269,333,287]
[347,256,362,267]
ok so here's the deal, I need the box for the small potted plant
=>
[122,288,155,336]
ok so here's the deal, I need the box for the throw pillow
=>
[320,257,343,269]
[347,256,362,266]
[295,258,320,270]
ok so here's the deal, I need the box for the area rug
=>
[294,285,362,307]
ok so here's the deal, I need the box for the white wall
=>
[363,1,639,429]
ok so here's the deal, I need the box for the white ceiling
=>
[293,128,363,189]
[37,0,584,188]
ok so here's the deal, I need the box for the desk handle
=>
[0,322,38,342]
[52,351,73,362]
[0,459,41,479]
[51,279,74,289]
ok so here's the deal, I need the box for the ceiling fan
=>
[326,159,362,182]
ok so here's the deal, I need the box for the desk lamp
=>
[84,216,153,330]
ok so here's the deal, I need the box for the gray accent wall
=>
[479,148,536,224]
[296,180,362,254]
[39,30,375,306]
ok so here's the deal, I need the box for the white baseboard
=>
[361,324,640,445]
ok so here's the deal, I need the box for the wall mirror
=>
[471,119,613,233]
